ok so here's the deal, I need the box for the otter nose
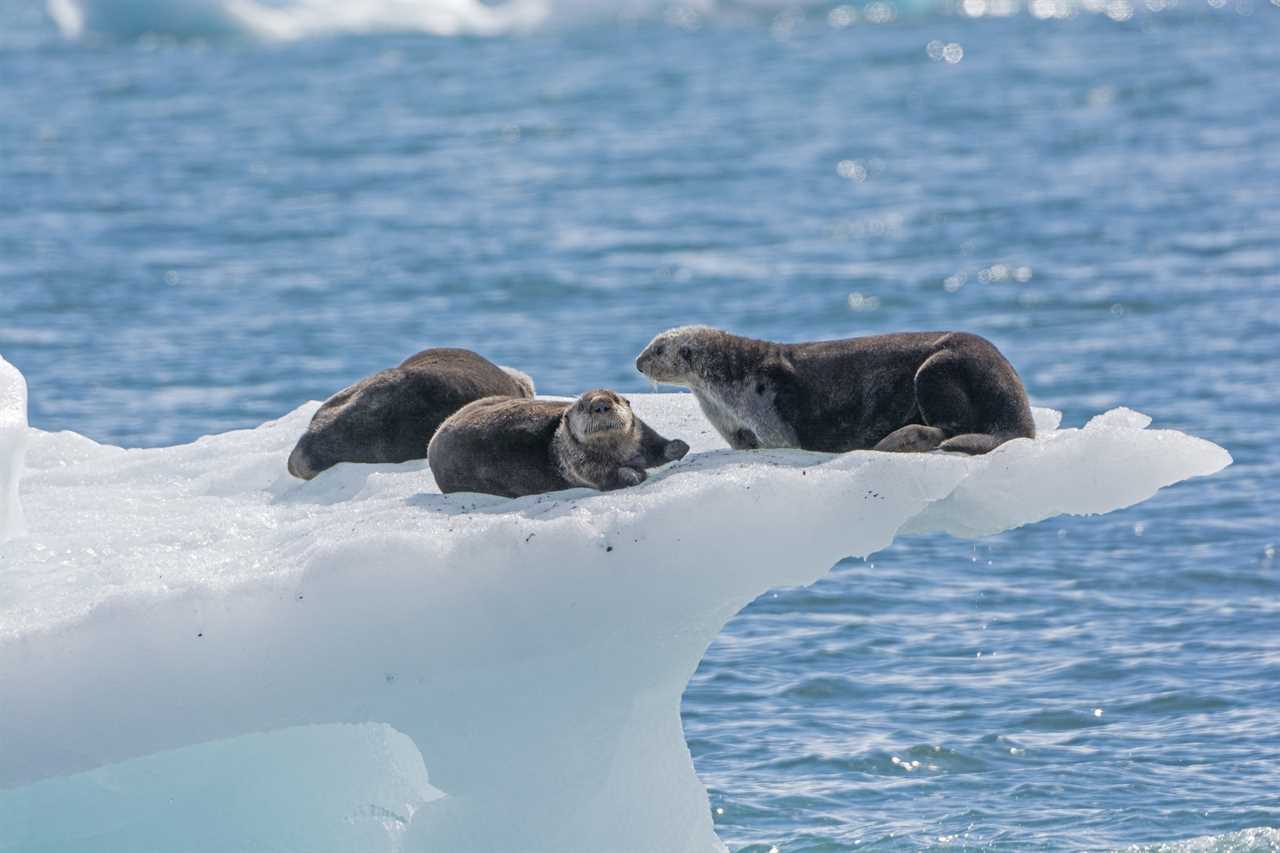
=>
[589,398,613,415]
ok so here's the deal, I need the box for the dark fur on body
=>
[635,326,1034,455]
[428,390,689,498]
[288,348,535,480]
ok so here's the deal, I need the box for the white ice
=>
[0,356,28,543]
[47,0,551,39]
[47,0,686,40]
[0,357,1230,852]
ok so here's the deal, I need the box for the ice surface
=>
[0,355,28,542]
[0,362,1230,852]
[3,724,438,852]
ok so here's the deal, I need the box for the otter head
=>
[287,437,320,480]
[566,389,636,444]
[634,325,726,387]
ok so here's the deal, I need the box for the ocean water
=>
[1,1,1278,850]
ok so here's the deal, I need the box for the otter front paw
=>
[606,466,646,490]
[663,439,690,461]
[733,428,760,450]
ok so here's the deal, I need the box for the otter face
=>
[567,389,635,442]
[634,325,721,386]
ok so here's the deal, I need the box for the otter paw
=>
[937,433,1002,455]
[874,424,947,453]
[663,439,690,461]
[609,467,646,490]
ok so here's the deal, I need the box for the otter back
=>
[288,348,532,480]
[428,398,573,498]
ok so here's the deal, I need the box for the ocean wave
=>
[1126,827,1280,853]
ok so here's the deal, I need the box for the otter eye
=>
[679,346,692,361]
[653,345,665,356]
[756,383,766,395]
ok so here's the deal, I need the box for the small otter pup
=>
[428,389,689,498]
[635,326,1034,455]
[288,348,535,480]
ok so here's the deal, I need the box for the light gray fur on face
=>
[556,390,647,489]
[565,389,634,444]
[633,325,723,385]
[635,326,797,449]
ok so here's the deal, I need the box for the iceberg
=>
[0,356,27,543]
[47,0,554,40]
[0,357,1230,852]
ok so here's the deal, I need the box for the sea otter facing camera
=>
[636,326,1034,455]
[581,390,619,419]
[428,389,689,498]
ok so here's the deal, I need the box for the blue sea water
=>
[1,0,1278,850]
